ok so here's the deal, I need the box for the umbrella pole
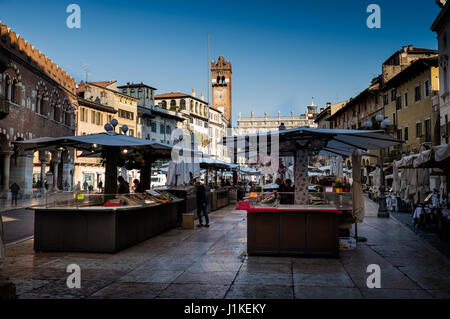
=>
[140,155,151,191]
[103,147,118,200]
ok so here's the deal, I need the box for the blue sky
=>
[0,0,441,125]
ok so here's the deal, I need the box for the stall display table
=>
[33,199,182,253]
[210,189,230,211]
[247,205,341,257]
[165,188,197,215]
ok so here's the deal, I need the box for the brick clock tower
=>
[211,56,232,126]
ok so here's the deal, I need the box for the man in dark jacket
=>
[10,182,20,206]
[280,179,295,205]
[195,181,209,227]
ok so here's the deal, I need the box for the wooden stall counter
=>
[33,199,182,253]
[247,205,341,258]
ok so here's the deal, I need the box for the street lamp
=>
[364,114,391,218]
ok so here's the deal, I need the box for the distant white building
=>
[235,100,319,135]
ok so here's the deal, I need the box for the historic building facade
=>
[314,103,331,129]
[0,22,77,198]
[235,100,318,135]
[211,56,232,126]
[327,76,381,131]
[208,106,229,162]
[76,81,140,187]
[431,0,450,144]
[118,82,184,143]
[325,46,438,166]
[383,56,440,154]
[155,89,211,154]
[73,97,117,190]
[77,81,139,136]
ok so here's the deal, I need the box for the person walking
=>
[10,182,20,206]
[195,181,209,227]
[97,180,103,192]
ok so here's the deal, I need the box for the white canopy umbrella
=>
[392,163,400,194]
[399,169,409,200]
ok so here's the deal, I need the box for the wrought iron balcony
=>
[0,96,10,119]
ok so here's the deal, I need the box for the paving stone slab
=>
[241,262,292,274]
[187,261,242,273]
[225,283,294,299]
[134,261,195,271]
[10,278,49,296]
[359,288,433,299]
[174,271,237,285]
[426,289,450,299]
[344,265,420,290]
[234,272,293,286]
[294,286,363,299]
[158,283,230,299]
[119,269,184,283]
[292,263,346,274]
[6,267,67,280]
[293,272,355,288]
[30,279,113,298]
[89,282,169,299]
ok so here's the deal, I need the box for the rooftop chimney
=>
[192,88,196,97]
[326,102,331,108]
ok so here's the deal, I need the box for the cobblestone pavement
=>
[390,210,450,259]
[1,197,450,299]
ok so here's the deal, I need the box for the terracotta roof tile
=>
[90,81,116,88]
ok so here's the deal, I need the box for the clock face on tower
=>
[214,86,225,103]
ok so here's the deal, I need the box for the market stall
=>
[223,127,402,257]
[198,157,236,211]
[33,190,181,253]
[393,143,450,235]
[14,127,184,253]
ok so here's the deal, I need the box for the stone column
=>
[1,151,12,193]
[38,151,49,189]
[9,150,33,198]
[61,150,74,191]
[294,149,309,205]
[50,151,61,191]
